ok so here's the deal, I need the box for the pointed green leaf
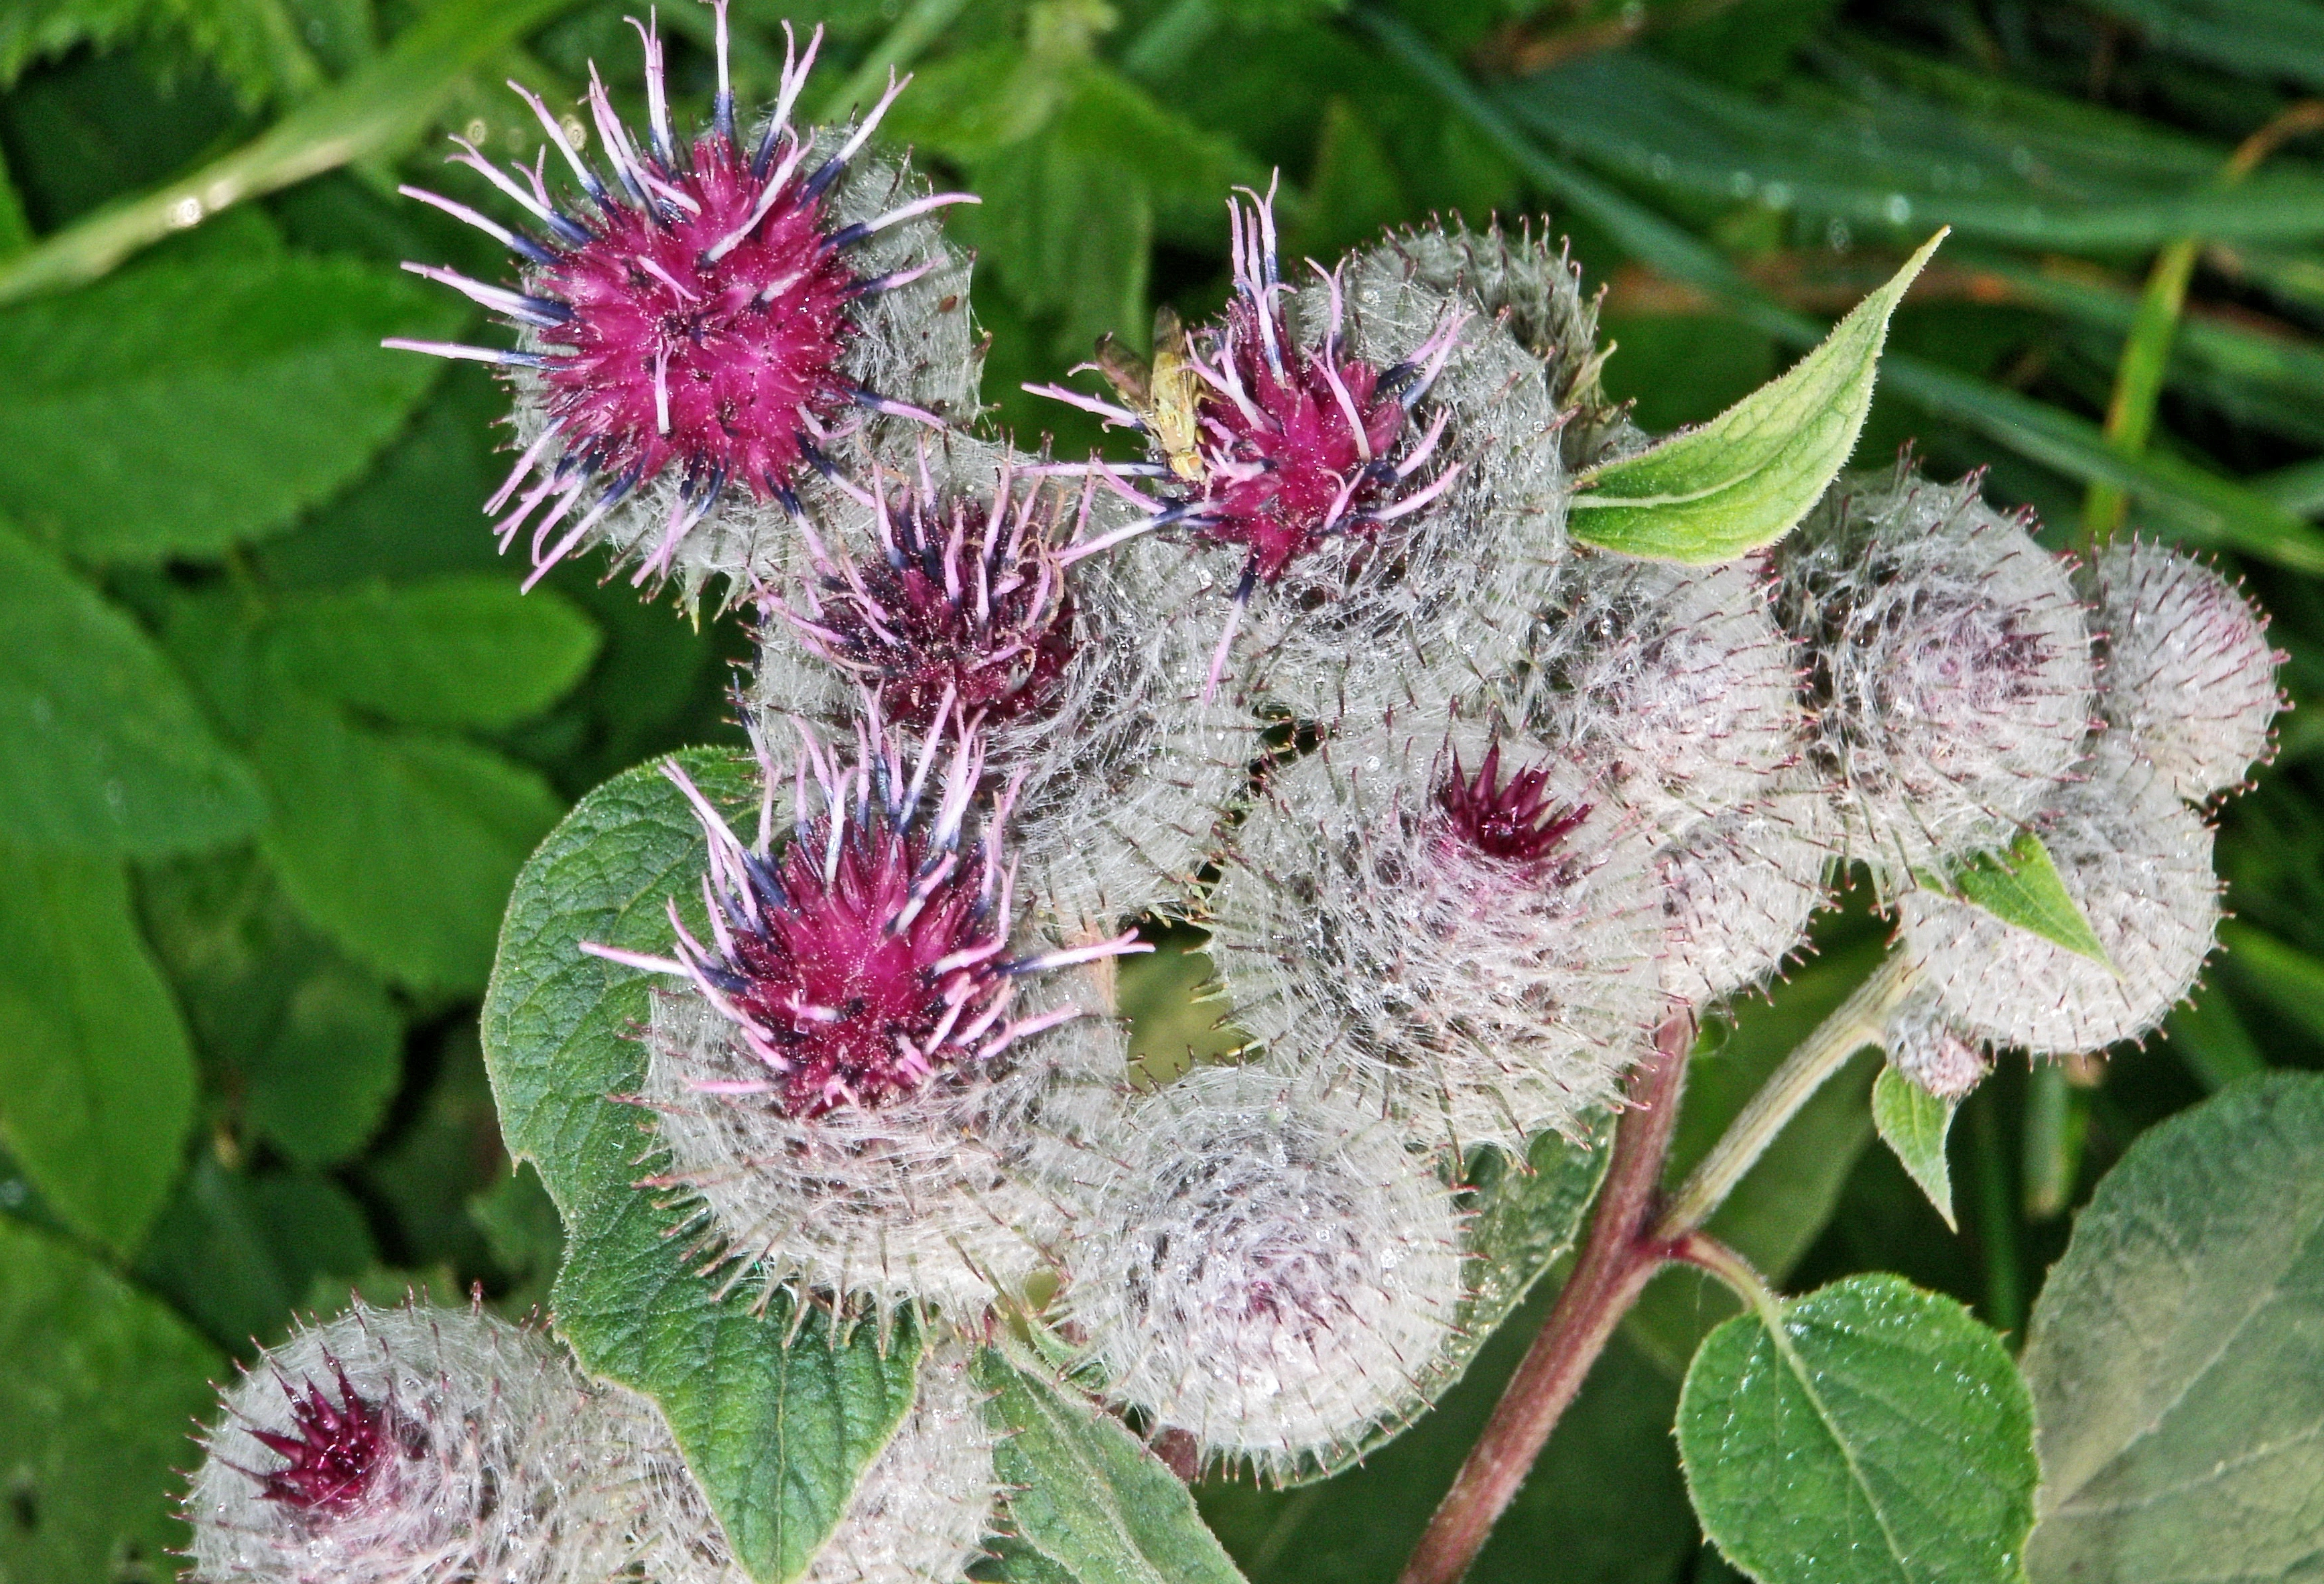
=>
[1569,231,1943,563]
[2022,1073,2324,1584]
[974,1338,1248,1584]
[0,840,196,1258]
[1934,829,2112,967]
[482,750,921,1583]
[1677,1274,2038,1584]
[1872,1065,1959,1232]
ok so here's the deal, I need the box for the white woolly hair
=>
[1061,1063,1466,1479]
[2089,537,2284,803]
[1373,218,1637,472]
[504,137,981,606]
[1900,736,2221,1057]
[643,973,1127,1323]
[749,432,1255,932]
[186,1299,665,1584]
[1777,462,2095,888]
[1510,553,1805,834]
[1230,249,1571,721]
[637,1331,999,1584]
[1206,710,1666,1154]
[1881,985,1994,1100]
[1657,786,1836,1008]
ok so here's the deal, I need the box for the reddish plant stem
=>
[1397,1013,1696,1584]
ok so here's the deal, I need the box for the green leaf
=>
[0,1217,220,1583]
[0,524,262,856]
[254,680,563,993]
[1569,231,1942,562]
[1871,1066,1957,1232]
[265,575,600,731]
[2218,920,2324,1045]
[0,0,582,303]
[974,1339,1248,1584]
[1925,830,2112,967]
[133,1156,378,1352]
[2021,1073,2324,1584]
[0,254,463,560]
[1677,1274,2039,1584]
[2081,0,2324,94]
[0,840,196,1258]
[482,750,921,1583]
[0,0,324,105]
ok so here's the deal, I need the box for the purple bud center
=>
[1436,743,1590,872]
[247,1366,399,1516]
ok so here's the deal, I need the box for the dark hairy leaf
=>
[1678,1274,2038,1584]
[2022,1073,2324,1583]
[0,840,197,1258]
[0,1217,220,1583]
[0,255,462,559]
[0,524,262,856]
[976,1338,1248,1584]
[483,750,921,1583]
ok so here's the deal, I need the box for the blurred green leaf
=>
[2083,0,2324,91]
[2023,1073,2324,1582]
[254,678,562,993]
[1677,1274,2037,1584]
[977,1337,1249,1584]
[1871,1065,1957,1232]
[0,523,262,856]
[138,846,402,1168]
[265,574,600,731]
[2218,920,2324,1045]
[1926,829,2112,967]
[0,255,462,559]
[482,749,920,1583]
[0,840,196,1259]
[0,1217,220,1584]
[1570,230,1939,562]
[135,1154,377,1351]
[0,0,581,302]
[467,1160,562,1308]
[1283,95,1408,265]
[0,0,324,106]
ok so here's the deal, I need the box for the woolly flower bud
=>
[593,707,1143,1316]
[2089,538,2283,802]
[640,1333,998,1584]
[1882,986,1994,1100]
[751,433,1253,929]
[1373,218,1634,471]
[1035,188,1567,716]
[1657,789,1835,1007]
[1900,738,2220,1056]
[186,1299,663,1584]
[1777,464,2095,886]
[393,11,978,601]
[1512,554,1803,832]
[1063,1064,1465,1477]
[1208,713,1664,1153]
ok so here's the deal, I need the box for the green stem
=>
[0,0,578,305]
[1654,952,1919,1240]
[1670,1230,1784,1329]
[1970,1086,2024,1338]
[2020,1060,2084,1220]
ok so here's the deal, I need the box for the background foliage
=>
[3,0,2323,1577]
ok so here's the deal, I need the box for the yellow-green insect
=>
[1093,306,1206,484]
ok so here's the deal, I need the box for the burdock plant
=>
[168,9,2301,1584]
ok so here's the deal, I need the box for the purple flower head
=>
[770,456,1124,736]
[1434,740,1592,874]
[388,6,975,592]
[239,1361,404,1516]
[586,700,1145,1118]
[1035,182,1468,696]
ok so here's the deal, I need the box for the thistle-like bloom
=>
[186,1299,668,1584]
[1062,1064,1465,1480]
[1777,463,2095,888]
[590,704,1143,1313]
[1035,190,1566,716]
[1511,555,1804,834]
[1208,712,1664,1154]
[1882,986,1994,1100]
[751,434,1254,931]
[389,7,978,597]
[2089,538,2284,802]
[1656,789,1835,1007]
[1900,736,2220,1056]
